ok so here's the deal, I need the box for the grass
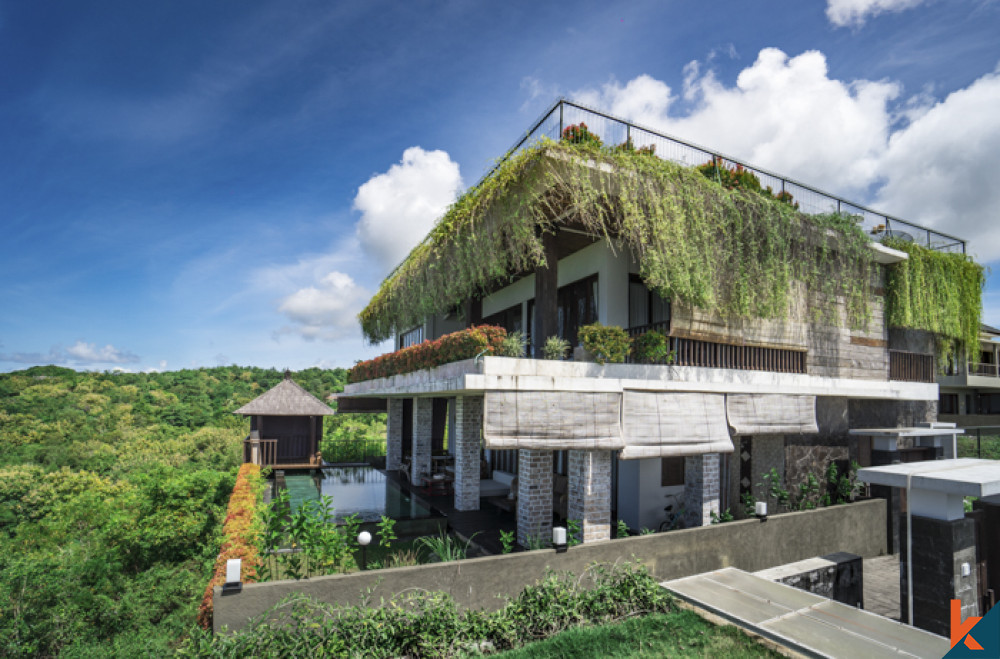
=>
[492,610,782,658]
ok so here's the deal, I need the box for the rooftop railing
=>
[486,99,966,254]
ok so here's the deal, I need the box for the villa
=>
[336,100,980,548]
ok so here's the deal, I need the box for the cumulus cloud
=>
[826,0,929,27]
[0,341,140,366]
[65,341,140,364]
[354,146,462,271]
[575,50,899,195]
[874,69,1000,261]
[568,50,1000,260]
[277,271,369,340]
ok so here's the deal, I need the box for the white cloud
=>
[277,271,369,341]
[354,146,462,271]
[568,51,1000,260]
[826,0,929,27]
[575,50,899,195]
[875,69,1000,261]
[0,341,140,367]
[65,341,140,364]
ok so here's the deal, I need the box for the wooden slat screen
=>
[888,350,934,383]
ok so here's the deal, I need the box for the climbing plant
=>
[358,137,891,344]
[882,237,984,365]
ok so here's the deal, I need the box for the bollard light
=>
[358,531,372,570]
[552,526,568,553]
[755,501,768,521]
[222,558,242,595]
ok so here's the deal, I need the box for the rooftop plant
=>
[359,138,879,344]
[882,237,984,365]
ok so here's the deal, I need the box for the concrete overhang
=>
[858,459,1000,499]
[868,241,908,264]
[342,356,937,401]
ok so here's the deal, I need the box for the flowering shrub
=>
[696,156,798,208]
[196,463,264,629]
[561,122,602,147]
[348,325,508,384]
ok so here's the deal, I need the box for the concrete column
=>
[386,399,404,471]
[568,450,611,543]
[411,398,433,484]
[454,396,483,511]
[683,453,720,528]
[900,515,979,636]
[517,449,553,547]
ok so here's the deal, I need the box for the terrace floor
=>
[385,469,517,555]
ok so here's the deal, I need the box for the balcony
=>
[969,362,1000,378]
[494,99,965,254]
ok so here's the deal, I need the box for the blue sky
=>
[1,0,999,372]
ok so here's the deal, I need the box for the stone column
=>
[568,450,612,543]
[900,515,979,636]
[454,396,483,511]
[411,398,433,484]
[385,399,404,471]
[517,449,553,547]
[683,453,720,528]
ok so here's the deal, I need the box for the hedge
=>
[197,463,265,629]
[348,325,507,384]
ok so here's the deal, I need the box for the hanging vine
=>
[358,138,902,345]
[882,237,984,364]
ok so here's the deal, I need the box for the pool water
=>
[279,466,433,523]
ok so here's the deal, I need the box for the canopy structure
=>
[483,391,623,450]
[726,394,818,436]
[620,391,733,459]
[233,372,335,417]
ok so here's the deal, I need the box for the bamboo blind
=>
[620,391,734,459]
[483,391,624,450]
[725,394,818,436]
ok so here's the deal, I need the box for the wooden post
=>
[533,231,559,357]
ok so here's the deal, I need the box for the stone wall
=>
[754,551,863,608]
[453,396,482,511]
[516,449,553,547]
[567,450,611,543]
[214,499,888,633]
[385,399,404,471]
[683,453,720,527]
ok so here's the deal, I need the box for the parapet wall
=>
[213,498,886,633]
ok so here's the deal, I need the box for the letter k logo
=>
[952,599,984,650]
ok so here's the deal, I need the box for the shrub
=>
[561,122,602,147]
[542,335,571,360]
[196,463,265,629]
[632,330,672,364]
[696,156,798,208]
[578,324,631,364]
[348,325,507,383]
[499,330,527,358]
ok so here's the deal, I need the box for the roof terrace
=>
[488,99,965,254]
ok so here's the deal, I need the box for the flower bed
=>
[348,325,507,384]
[196,463,265,629]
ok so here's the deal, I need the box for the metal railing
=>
[968,362,1000,377]
[322,439,386,465]
[625,323,806,374]
[483,99,966,254]
[889,350,935,383]
[957,426,1000,460]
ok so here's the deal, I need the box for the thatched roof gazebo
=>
[234,371,335,468]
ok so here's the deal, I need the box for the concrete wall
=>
[213,499,886,633]
[617,457,683,531]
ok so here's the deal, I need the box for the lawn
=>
[493,610,782,658]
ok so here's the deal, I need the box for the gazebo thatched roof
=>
[233,373,335,417]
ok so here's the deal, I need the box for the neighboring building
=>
[938,324,1000,424]
[235,371,334,468]
[341,100,973,547]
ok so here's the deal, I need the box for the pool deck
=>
[384,469,517,555]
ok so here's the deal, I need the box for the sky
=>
[1,0,999,373]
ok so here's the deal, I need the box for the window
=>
[939,393,958,415]
[557,274,598,346]
[399,326,424,349]
[483,303,523,335]
[628,275,670,331]
[661,457,685,487]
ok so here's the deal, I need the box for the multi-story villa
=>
[340,100,980,547]
[939,324,1000,423]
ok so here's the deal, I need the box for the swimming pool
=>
[277,466,438,527]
